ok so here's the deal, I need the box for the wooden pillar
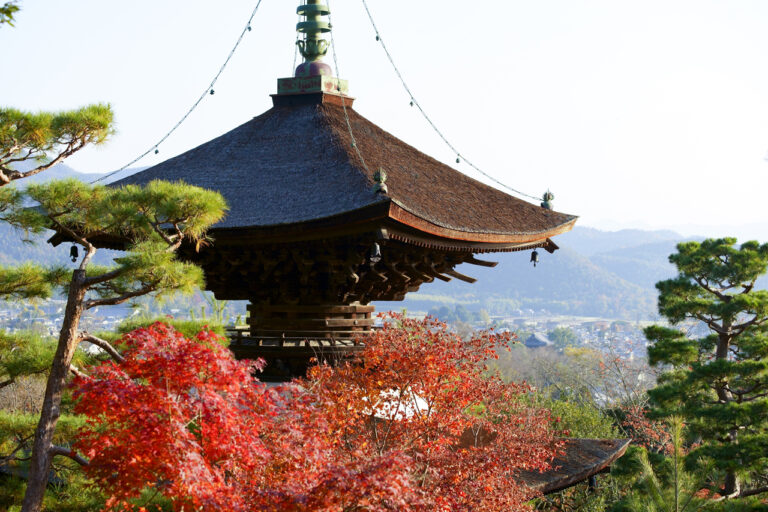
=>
[230,302,375,382]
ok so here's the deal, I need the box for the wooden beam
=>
[445,269,477,284]
[466,256,498,267]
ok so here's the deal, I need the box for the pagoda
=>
[111,0,577,380]
[79,2,632,494]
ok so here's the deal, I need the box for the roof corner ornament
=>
[541,190,554,210]
[373,168,388,194]
[295,0,332,77]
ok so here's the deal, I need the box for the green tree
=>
[610,416,709,512]
[645,238,768,500]
[0,57,116,510]
[0,104,113,300]
[1,105,113,185]
[1,11,214,508]
[9,179,226,511]
[0,1,19,26]
[547,326,579,350]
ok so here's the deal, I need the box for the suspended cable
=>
[359,0,544,203]
[325,0,371,174]
[92,0,265,184]
[291,0,301,75]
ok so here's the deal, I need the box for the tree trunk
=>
[723,471,740,497]
[21,270,87,512]
[715,327,740,497]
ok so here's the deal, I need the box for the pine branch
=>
[49,445,89,467]
[694,276,731,301]
[0,139,86,184]
[79,333,125,363]
[739,486,768,498]
[46,215,93,257]
[692,314,726,335]
[69,365,87,379]
[150,220,178,247]
[732,315,768,335]
[85,284,157,309]
[0,436,32,465]
[83,267,125,287]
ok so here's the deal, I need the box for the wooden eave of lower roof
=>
[49,196,576,254]
[386,201,577,245]
[204,199,576,250]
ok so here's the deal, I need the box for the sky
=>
[2,0,768,240]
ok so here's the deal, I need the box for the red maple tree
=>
[72,316,560,511]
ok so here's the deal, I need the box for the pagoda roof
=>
[525,333,554,349]
[113,93,576,246]
[519,438,631,494]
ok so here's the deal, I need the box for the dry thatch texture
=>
[114,98,575,239]
[518,438,631,494]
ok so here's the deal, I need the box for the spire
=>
[274,0,349,101]
[295,1,333,78]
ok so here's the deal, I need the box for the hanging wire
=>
[325,0,371,174]
[359,0,543,203]
[92,0,265,184]
[291,0,301,74]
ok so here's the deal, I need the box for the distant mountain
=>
[380,226,700,320]
[384,246,657,320]
[0,162,125,267]
[386,226,768,320]
[8,159,147,186]
[8,161,107,186]
[590,238,700,289]
[555,227,682,257]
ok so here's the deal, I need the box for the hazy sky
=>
[2,1,767,240]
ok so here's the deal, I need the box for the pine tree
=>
[1,23,227,506]
[645,238,768,501]
[610,416,710,512]
[0,1,19,26]
[1,105,114,185]
[0,104,114,300]
[13,179,226,511]
[0,63,117,510]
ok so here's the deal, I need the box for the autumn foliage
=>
[72,316,561,511]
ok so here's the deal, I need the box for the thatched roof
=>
[519,438,631,494]
[114,93,576,244]
[525,333,554,349]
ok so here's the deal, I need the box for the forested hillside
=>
[389,228,692,320]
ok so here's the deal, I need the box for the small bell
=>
[369,242,382,264]
[154,148,159,155]
[70,245,79,263]
[456,156,461,164]
[210,89,215,95]
[409,100,414,107]
[530,249,539,267]
[375,34,380,41]
[247,25,252,32]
